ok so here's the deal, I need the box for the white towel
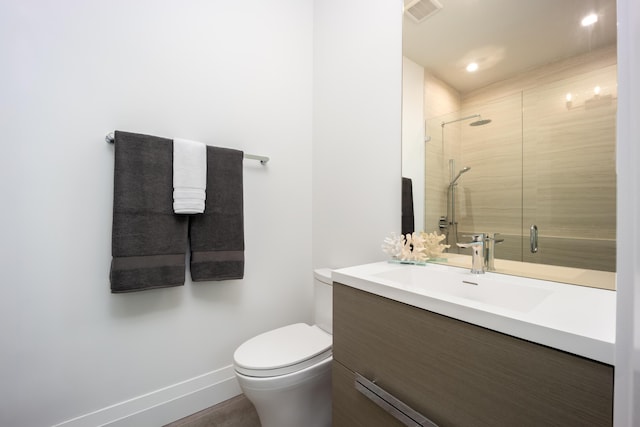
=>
[173,138,207,214]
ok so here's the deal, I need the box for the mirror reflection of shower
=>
[443,160,471,250]
[441,113,492,128]
[439,114,491,250]
[450,166,471,186]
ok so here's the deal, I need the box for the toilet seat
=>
[233,323,332,378]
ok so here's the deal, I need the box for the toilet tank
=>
[314,268,333,334]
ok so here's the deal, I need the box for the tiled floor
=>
[164,394,261,427]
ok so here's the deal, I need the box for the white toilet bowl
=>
[235,324,332,427]
[233,269,333,427]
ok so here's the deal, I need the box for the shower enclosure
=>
[424,66,617,272]
[440,115,490,250]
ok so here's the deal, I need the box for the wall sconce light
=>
[581,13,598,27]
[566,86,614,110]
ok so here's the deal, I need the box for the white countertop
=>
[332,261,616,365]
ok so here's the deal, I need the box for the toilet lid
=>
[233,323,332,378]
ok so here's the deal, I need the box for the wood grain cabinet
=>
[332,283,613,427]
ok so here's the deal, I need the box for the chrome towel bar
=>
[105,132,269,164]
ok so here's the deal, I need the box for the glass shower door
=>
[521,65,617,271]
[426,93,523,258]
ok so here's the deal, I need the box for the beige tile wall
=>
[424,73,461,234]
[424,45,617,272]
[457,92,523,237]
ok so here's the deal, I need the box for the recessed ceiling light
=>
[466,62,478,72]
[581,13,598,27]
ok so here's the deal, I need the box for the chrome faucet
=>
[484,232,504,272]
[457,233,505,274]
[457,233,485,274]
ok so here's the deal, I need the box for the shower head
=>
[449,166,471,187]
[442,114,492,127]
[469,117,492,126]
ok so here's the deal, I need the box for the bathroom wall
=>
[0,1,317,426]
[423,73,462,234]
[402,57,425,232]
[312,0,402,269]
[614,0,640,424]
[424,45,617,271]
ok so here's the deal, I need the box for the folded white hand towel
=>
[174,200,205,214]
[173,188,206,200]
[173,138,207,214]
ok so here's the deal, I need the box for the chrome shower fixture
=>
[449,166,471,188]
[442,114,492,127]
[470,117,492,126]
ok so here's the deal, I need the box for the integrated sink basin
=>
[332,260,616,364]
[373,265,553,313]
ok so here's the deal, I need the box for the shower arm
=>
[441,114,481,127]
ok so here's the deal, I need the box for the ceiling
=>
[402,0,617,94]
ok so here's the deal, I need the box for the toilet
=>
[233,269,333,427]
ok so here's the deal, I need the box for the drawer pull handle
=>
[354,373,439,427]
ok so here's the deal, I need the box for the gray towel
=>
[189,146,244,281]
[402,177,415,236]
[110,131,189,293]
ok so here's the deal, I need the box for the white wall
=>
[313,0,403,269]
[614,0,640,425]
[0,1,314,426]
[401,57,425,232]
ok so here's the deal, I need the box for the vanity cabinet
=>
[332,282,613,427]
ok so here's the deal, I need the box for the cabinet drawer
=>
[333,283,613,427]
[333,360,407,427]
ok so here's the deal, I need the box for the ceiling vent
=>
[404,0,443,23]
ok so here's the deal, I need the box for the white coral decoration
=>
[402,233,428,262]
[382,232,429,262]
[381,232,404,259]
[420,231,450,258]
[382,231,450,262]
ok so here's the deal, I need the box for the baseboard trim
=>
[53,365,242,427]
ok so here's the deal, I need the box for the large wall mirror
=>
[401,0,617,288]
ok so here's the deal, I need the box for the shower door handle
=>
[530,225,538,253]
